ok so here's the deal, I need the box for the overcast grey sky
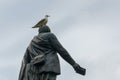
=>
[0,0,120,80]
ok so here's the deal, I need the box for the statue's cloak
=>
[18,26,76,80]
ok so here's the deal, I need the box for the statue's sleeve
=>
[49,33,76,66]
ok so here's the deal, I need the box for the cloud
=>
[57,22,120,80]
[0,0,120,80]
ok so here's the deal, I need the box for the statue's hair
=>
[38,25,51,33]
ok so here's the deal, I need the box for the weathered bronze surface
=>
[18,26,86,80]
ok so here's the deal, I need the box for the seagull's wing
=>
[32,18,46,28]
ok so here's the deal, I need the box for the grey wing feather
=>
[32,18,46,28]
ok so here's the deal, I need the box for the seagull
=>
[32,15,50,28]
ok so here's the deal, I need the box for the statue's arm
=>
[49,33,86,75]
[49,33,76,66]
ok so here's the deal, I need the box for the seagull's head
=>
[45,15,50,17]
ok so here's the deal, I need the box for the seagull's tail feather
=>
[32,23,42,28]
[32,26,39,28]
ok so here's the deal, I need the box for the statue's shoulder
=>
[42,32,57,39]
[38,32,54,36]
[38,32,56,39]
[47,32,56,37]
[47,32,55,35]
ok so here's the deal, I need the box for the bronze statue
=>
[18,25,86,80]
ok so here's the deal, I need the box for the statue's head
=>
[38,25,51,33]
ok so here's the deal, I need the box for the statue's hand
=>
[73,63,86,76]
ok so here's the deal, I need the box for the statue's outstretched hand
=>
[73,63,86,76]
